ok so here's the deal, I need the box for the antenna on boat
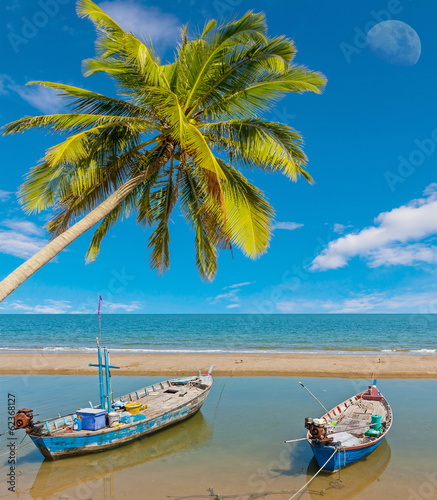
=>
[298,381,328,413]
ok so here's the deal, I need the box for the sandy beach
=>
[0,352,436,378]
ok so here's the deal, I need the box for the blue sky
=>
[0,0,436,314]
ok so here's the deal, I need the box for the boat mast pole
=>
[96,338,105,410]
[108,352,113,404]
[104,347,111,412]
[98,295,102,346]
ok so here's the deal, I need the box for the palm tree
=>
[0,0,326,302]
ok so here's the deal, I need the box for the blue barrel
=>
[371,414,382,431]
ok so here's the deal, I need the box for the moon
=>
[366,20,421,66]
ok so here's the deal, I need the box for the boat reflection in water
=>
[30,412,211,499]
[306,439,391,499]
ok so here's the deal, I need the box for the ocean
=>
[0,313,436,354]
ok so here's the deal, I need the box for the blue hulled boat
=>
[13,345,214,460]
[305,383,392,472]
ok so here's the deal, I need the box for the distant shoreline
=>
[1,348,435,355]
[1,352,436,378]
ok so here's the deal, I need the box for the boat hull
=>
[30,390,209,460]
[305,385,392,473]
[310,435,386,472]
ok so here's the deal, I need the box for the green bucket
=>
[371,414,382,432]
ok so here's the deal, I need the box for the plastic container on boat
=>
[76,408,106,431]
[108,412,119,427]
[125,403,144,415]
[73,415,82,431]
[371,414,382,431]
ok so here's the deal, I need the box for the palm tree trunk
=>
[0,142,175,303]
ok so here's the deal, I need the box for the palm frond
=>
[147,159,179,274]
[46,147,159,234]
[178,168,222,280]
[25,81,146,117]
[77,0,169,91]
[203,119,311,181]
[200,65,326,120]
[3,113,159,136]
[217,159,274,258]
[187,35,300,117]
[182,11,268,110]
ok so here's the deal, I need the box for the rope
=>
[287,447,338,500]
[0,434,30,458]
[211,370,235,423]
[328,420,386,434]
[211,370,234,387]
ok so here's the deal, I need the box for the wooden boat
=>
[29,412,212,499]
[305,383,392,472]
[14,366,214,460]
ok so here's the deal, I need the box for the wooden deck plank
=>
[50,380,207,437]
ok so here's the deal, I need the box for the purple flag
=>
[98,295,102,318]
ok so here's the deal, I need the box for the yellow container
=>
[125,403,147,415]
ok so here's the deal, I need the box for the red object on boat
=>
[358,386,383,401]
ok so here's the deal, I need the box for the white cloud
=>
[0,300,72,314]
[211,282,254,307]
[99,1,180,46]
[330,295,385,314]
[0,75,63,113]
[104,301,142,312]
[210,290,240,304]
[273,222,304,231]
[366,244,437,267]
[332,290,437,313]
[0,190,12,202]
[222,281,254,290]
[311,184,437,271]
[333,223,353,234]
[0,299,143,314]
[276,299,338,313]
[1,219,44,236]
[0,219,46,259]
[0,231,46,259]
[276,288,437,314]
[276,301,298,313]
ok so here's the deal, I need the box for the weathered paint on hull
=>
[30,392,208,460]
[310,436,385,472]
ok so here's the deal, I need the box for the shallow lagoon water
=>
[1,375,436,499]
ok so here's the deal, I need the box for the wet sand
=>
[0,352,436,378]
